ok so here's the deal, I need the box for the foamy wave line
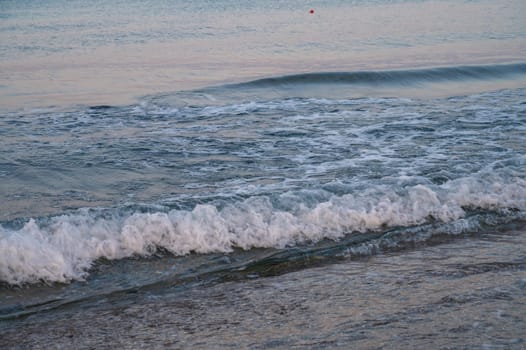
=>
[1,177,525,285]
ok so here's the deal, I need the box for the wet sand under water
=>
[2,224,525,349]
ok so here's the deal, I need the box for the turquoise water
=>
[1,0,526,348]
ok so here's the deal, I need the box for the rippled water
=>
[1,68,525,284]
[1,0,526,348]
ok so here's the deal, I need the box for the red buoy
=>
[310,9,314,14]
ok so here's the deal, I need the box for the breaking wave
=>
[1,174,525,285]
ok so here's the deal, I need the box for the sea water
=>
[1,0,526,348]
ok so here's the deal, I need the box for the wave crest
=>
[229,62,526,88]
[1,175,525,285]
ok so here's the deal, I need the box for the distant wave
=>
[228,62,526,88]
[143,62,526,108]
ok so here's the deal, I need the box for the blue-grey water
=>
[1,0,526,348]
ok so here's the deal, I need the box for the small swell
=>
[230,62,526,88]
[1,174,525,286]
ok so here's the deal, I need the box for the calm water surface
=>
[1,0,525,108]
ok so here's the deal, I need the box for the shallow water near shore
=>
[1,78,526,347]
[1,0,526,348]
[2,222,525,349]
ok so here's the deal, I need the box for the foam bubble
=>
[1,175,525,285]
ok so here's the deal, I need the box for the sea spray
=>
[2,173,524,285]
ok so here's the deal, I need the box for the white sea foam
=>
[1,175,525,285]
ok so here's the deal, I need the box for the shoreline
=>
[2,226,525,349]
